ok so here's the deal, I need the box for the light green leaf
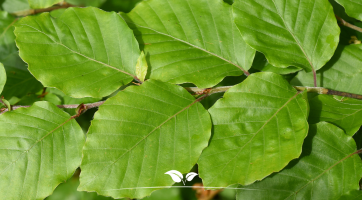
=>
[291,44,362,95]
[2,0,31,14]
[0,101,85,200]
[14,7,140,98]
[236,122,362,200]
[252,52,302,75]
[136,51,148,82]
[79,80,211,199]
[0,63,5,94]
[0,11,43,99]
[233,0,340,72]
[66,0,106,7]
[28,0,62,9]
[121,0,256,88]
[309,94,362,136]
[198,72,309,187]
[335,0,362,21]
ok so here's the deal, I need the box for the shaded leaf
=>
[251,52,302,75]
[66,0,106,7]
[121,0,256,88]
[101,0,142,13]
[28,0,62,9]
[338,190,362,200]
[0,11,43,99]
[136,51,148,82]
[0,101,85,199]
[79,80,211,199]
[291,44,362,95]
[233,0,340,72]
[165,170,183,183]
[0,63,5,94]
[236,122,362,200]
[198,72,309,187]
[309,94,362,136]
[14,7,140,98]
[335,0,362,21]
[2,0,31,14]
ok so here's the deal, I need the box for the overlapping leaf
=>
[292,44,362,95]
[198,72,309,187]
[335,0,362,21]
[309,95,362,136]
[121,0,256,88]
[2,0,31,14]
[14,7,140,98]
[0,101,85,199]
[252,52,302,75]
[0,11,43,99]
[79,80,211,199]
[236,122,362,200]
[66,0,106,7]
[233,0,340,72]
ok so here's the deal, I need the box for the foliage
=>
[0,0,361,200]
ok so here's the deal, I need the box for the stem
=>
[336,15,362,33]
[2,86,362,114]
[312,69,317,87]
[12,2,77,17]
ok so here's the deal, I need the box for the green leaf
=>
[335,0,362,21]
[2,0,31,14]
[65,0,106,7]
[338,190,362,200]
[14,7,140,98]
[79,80,211,199]
[28,0,62,9]
[309,94,362,136]
[233,0,340,72]
[291,44,362,95]
[0,63,5,94]
[100,0,142,13]
[136,51,148,82]
[252,52,302,75]
[198,72,309,187]
[0,101,85,199]
[0,11,43,99]
[236,122,362,200]
[121,0,256,88]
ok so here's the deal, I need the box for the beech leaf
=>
[335,0,362,21]
[198,72,309,187]
[28,0,63,9]
[233,0,340,72]
[0,63,5,94]
[236,122,362,200]
[121,0,256,88]
[136,51,148,82]
[0,101,85,200]
[79,80,211,199]
[14,7,140,98]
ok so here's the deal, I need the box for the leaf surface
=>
[0,63,5,94]
[28,0,62,9]
[0,101,85,200]
[121,0,256,88]
[79,80,211,199]
[136,51,148,82]
[66,0,106,7]
[335,0,362,21]
[309,94,362,136]
[0,11,43,99]
[233,0,340,72]
[14,7,140,98]
[291,44,362,95]
[198,72,309,187]
[2,0,31,14]
[236,122,362,200]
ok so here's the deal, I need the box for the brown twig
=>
[336,15,362,33]
[193,183,223,200]
[12,2,77,17]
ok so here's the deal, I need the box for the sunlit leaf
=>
[236,122,362,200]
[14,7,140,98]
[0,101,85,199]
[121,0,256,88]
[79,80,211,199]
[198,72,309,187]
[233,0,340,72]
[335,0,362,21]
[136,51,148,82]
[28,0,62,9]
[2,0,31,14]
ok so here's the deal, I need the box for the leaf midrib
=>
[81,97,201,188]
[122,20,249,75]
